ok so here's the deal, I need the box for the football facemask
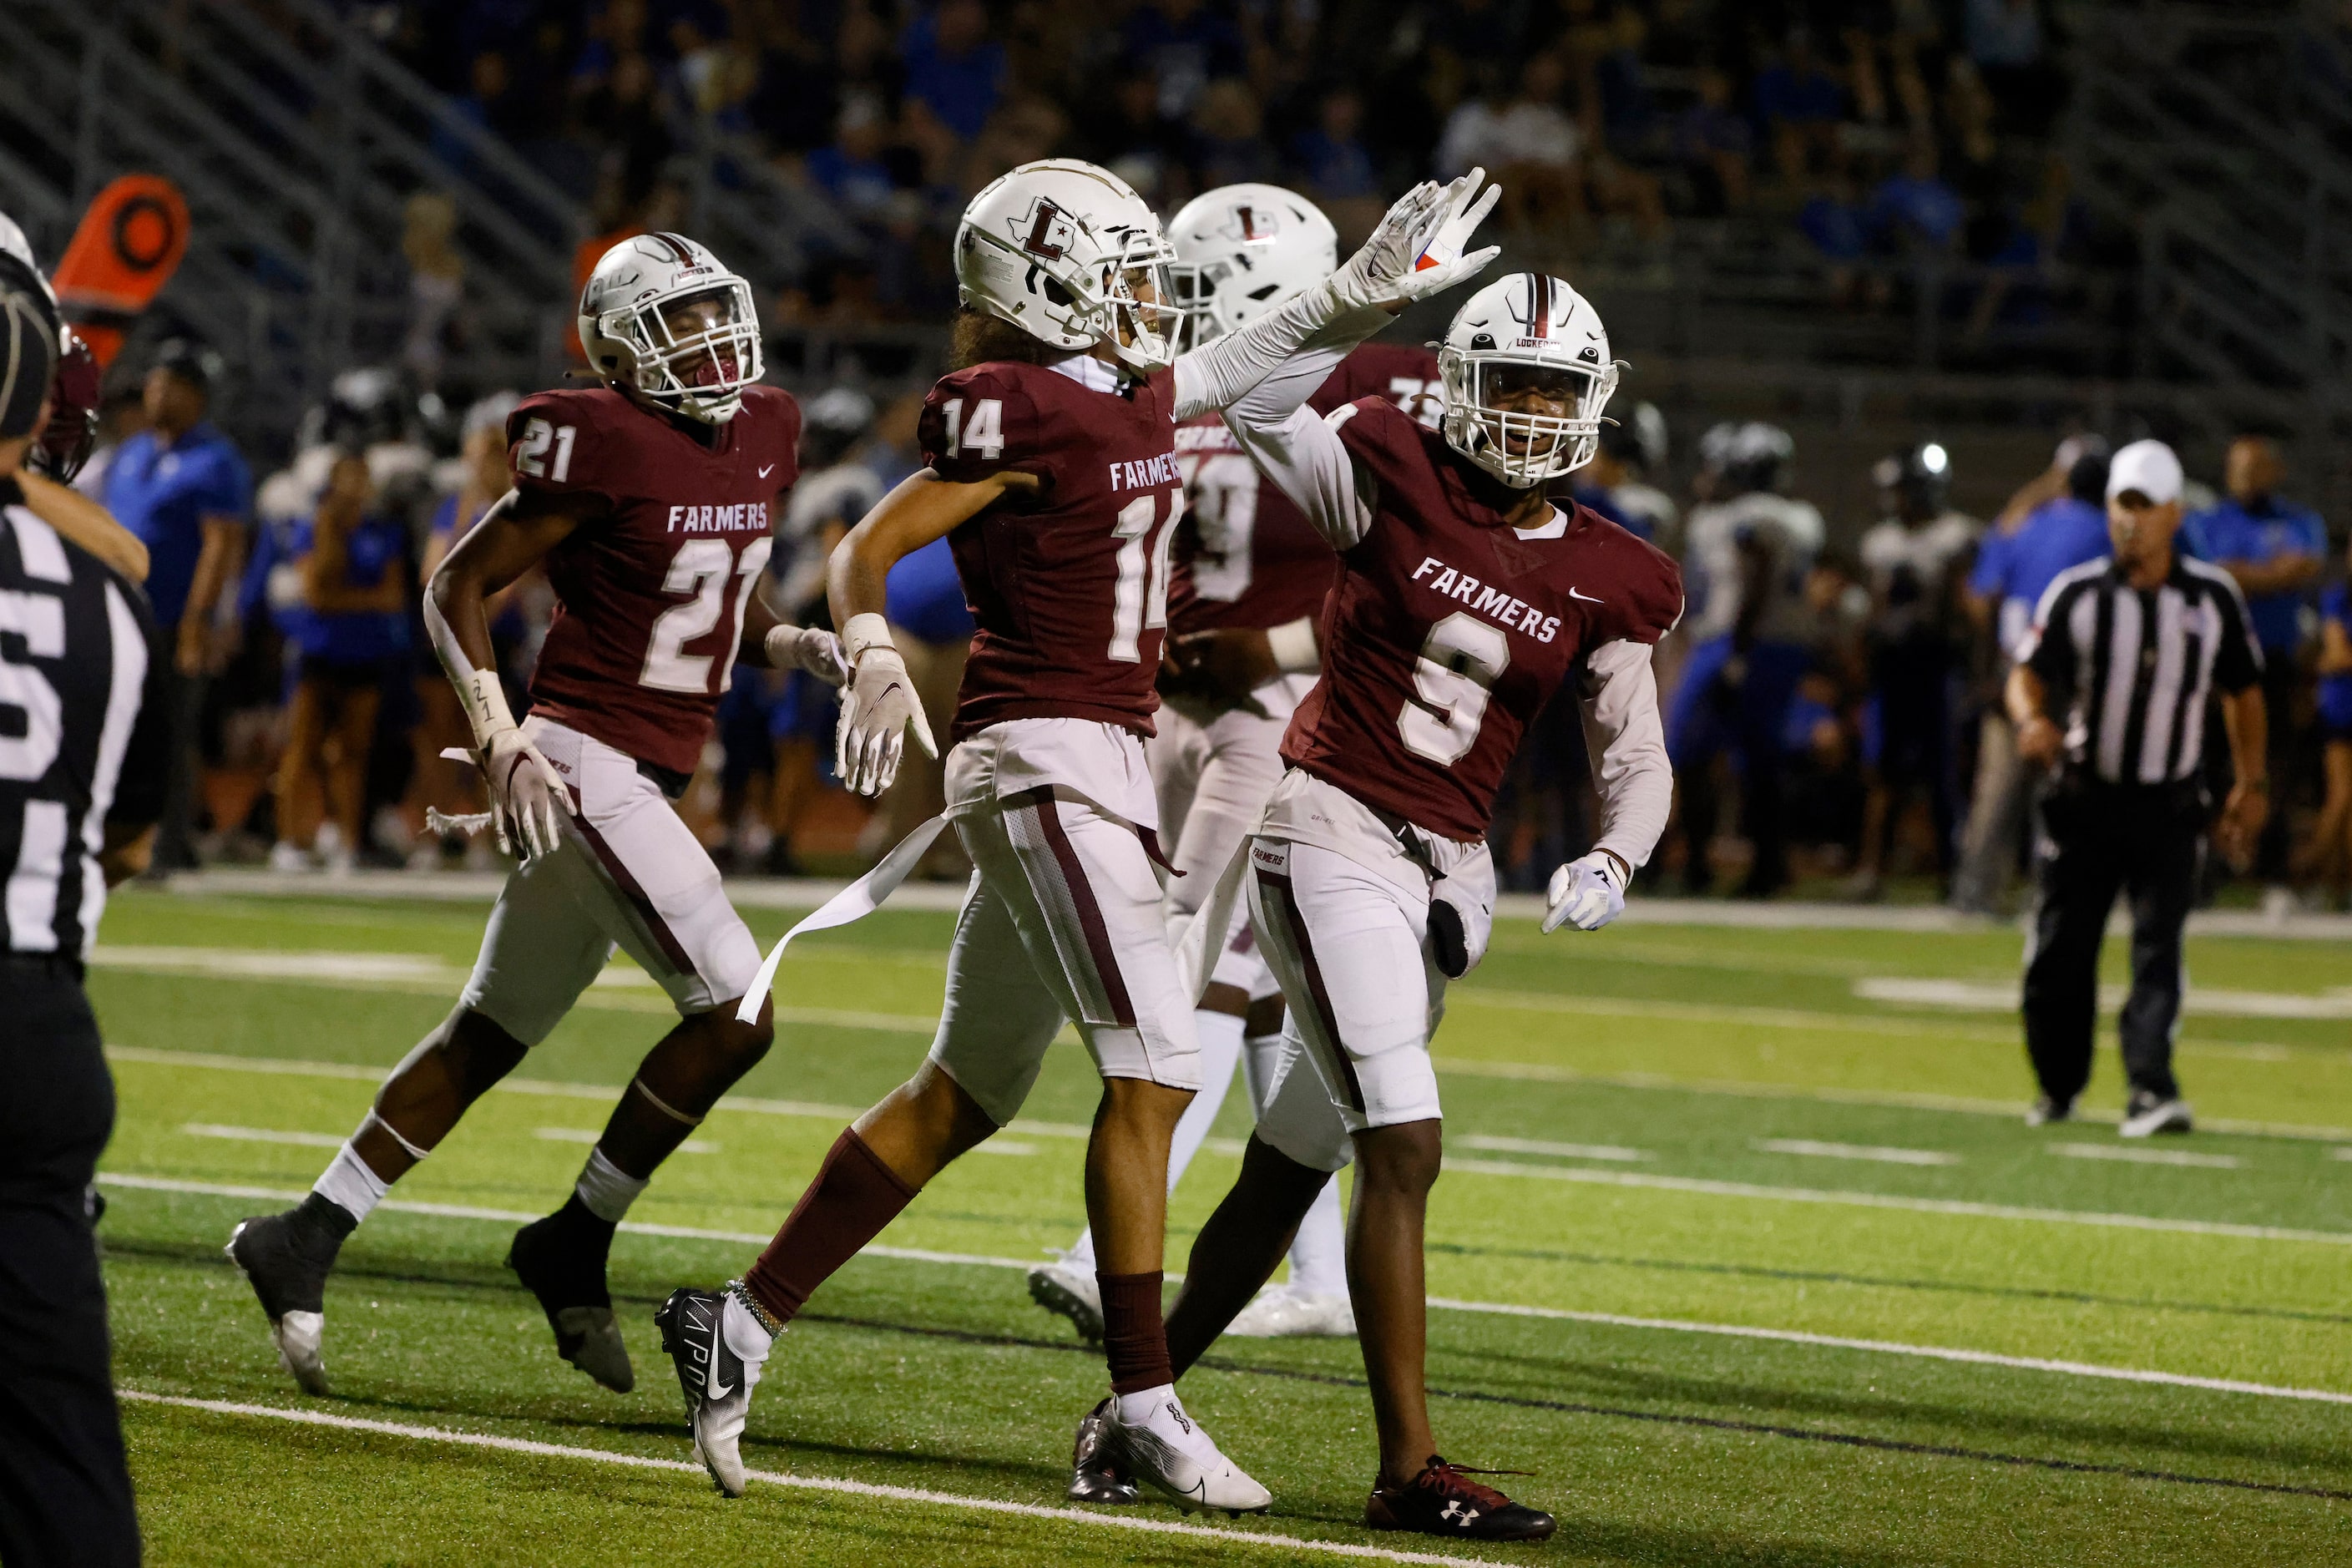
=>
[1438,273,1619,488]
[579,235,764,423]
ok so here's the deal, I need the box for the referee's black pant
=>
[0,956,139,1567]
[2022,780,2203,1107]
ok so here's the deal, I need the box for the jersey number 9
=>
[1399,611,1509,766]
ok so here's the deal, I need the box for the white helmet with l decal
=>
[578,232,764,423]
[1437,272,1620,488]
[1163,183,1338,352]
[954,159,1179,373]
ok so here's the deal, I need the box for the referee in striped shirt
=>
[1,261,167,1565]
[2008,440,2268,1138]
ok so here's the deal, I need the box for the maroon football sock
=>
[742,1128,918,1325]
[1098,1271,1175,1395]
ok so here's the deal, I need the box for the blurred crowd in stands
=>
[363,0,2103,343]
[75,332,2352,912]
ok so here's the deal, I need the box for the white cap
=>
[2107,439,2183,505]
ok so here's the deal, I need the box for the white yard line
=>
[1431,1058,2352,1144]
[116,1391,1498,1567]
[2050,1143,2242,1171]
[182,1124,346,1149]
[1444,1159,2352,1246]
[534,1128,719,1156]
[1855,976,2352,1022]
[1752,1139,1961,1167]
[1419,1301,2352,1406]
[99,1173,2352,1406]
[1458,1136,1649,1163]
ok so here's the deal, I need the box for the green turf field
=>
[85,887,2352,1565]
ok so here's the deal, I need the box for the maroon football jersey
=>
[1282,397,1683,842]
[919,361,1185,741]
[1167,340,1444,635]
[510,384,802,776]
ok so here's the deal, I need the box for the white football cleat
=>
[1224,1285,1356,1339]
[1108,1387,1271,1516]
[656,1284,774,1496]
[1027,1254,1104,1342]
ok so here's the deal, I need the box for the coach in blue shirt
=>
[2182,436,2324,884]
[101,340,252,868]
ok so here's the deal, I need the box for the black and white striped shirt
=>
[2,478,169,960]
[2020,554,2263,787]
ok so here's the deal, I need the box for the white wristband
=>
[455,665,519,753]
[841,612,896,666]
[1266,616,1319,675]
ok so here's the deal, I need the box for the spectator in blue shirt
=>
[1872,144,1967,252]
[102,339,252,869]
[2183,436,2326,887]
[1951,448,2111,912]
[271,453,411,875]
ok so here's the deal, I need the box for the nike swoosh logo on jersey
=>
[758,463,776,478]
[1569,587,1604,603]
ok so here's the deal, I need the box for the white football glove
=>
[1327,168,1502,315]
[482,727,572,861]
[764,623,848,686]
[1544,852,1627,933]
[834,615,938,797]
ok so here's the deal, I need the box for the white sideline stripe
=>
[1419,1301,2352,1406]
[1443,1161,2352,1247]
[2051,1143,2241,1171]
[1753,1139,1961,1167]
[115,1392,1495,1567]
[101,1173,2352,1406]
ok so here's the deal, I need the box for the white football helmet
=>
[578,232,763,423]
[1163,184,1338,352]
[1437,272,1620,488]
[954,159,1179,373]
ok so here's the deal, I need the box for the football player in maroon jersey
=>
[1027,183,1449,1369]
[1062,272,1682,1540]
[226,234,846,1400]
[655,159,1499,1511]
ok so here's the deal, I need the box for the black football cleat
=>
[1067,1398,1140,1505]
[1366,1456,1557,1541]
[225,1193,355,1396]
[507,1199,632,1392]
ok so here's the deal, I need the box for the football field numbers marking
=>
[1753,1139,1962,1167]
[101,1175,2352,1407]
[115,1391,1507,1566]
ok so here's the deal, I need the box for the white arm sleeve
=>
[1171,284,1391,419]
[1225,402,1374,550]
[1577,639,1672,872]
